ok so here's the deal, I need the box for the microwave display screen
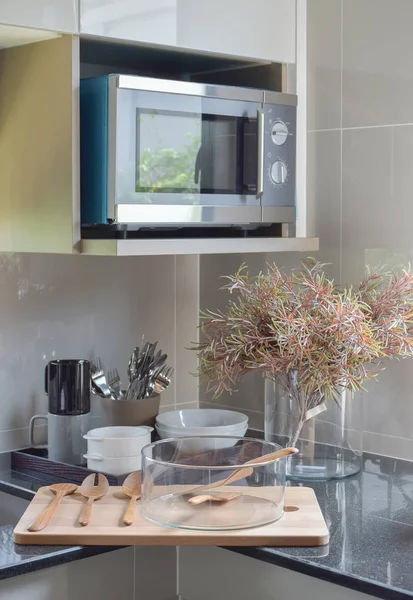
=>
[136,109,257,195]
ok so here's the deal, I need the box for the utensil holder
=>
[97,394,161,428]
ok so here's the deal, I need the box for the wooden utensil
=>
[187,447,298,504]
[27,483,77,532]
[188,492,242,506]
[122,471,142,526]
[78,473,109,526]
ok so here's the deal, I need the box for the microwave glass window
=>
[135,109,257,195]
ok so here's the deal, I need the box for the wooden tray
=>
[14,486,329,547]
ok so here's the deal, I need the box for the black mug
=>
[45,359,91,416]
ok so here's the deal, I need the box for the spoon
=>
[27,483,78,532]
[187,447,298,505]
[78,473,109,527]
[122,471,142,526]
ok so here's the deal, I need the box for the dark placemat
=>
[11,449,126,486]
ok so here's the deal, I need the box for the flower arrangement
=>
[193,258,413,444]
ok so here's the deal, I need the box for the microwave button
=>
[270,160,288,185]
[271,121,289,146]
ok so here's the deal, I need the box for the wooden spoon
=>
[122,471,142,526]
[27,483,78,532]
[78,473,109,526]
[188,447,298,505]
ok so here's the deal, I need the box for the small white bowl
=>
[156,409,248,433]
[155,424,248,453]
[83,453,141,475]
[84,426,153,458]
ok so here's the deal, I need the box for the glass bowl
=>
[141,436,286,531]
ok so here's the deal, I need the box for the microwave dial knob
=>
[271,120,289,145]
[270,160,288,185]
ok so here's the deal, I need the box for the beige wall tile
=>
[307,130,342,281]
[363,430,413,461]
[200,371,265,416]
[343,0,413,127]
[175,255,199,406]
[363,360,413,444]
[200,400,264,432]
[307,0,342,131]
[342,126,413,285]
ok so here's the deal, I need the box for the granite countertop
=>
[0,453,413,599]
[232,453,413,600]
[0,460,121,580]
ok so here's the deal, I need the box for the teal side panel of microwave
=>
[80,76,110,225]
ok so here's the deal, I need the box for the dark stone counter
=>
[232,453,413,599]
[0,451,413,599]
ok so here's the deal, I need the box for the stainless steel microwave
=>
[80,75,297,229]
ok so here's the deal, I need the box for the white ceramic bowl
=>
[155,423,249,439]
[155,409,248,433]
[155,423,248,454]
[155,421,248,435]
[83,453,142,475]
[83,426,153,458]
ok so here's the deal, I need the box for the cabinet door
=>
[177,0,296,63]
[179,547,373,600]
[80,0,295,63]
[80,0,178,46]
[0,0,78,32]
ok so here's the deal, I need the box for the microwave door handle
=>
[194,144,202,184]
[256,109,265,199]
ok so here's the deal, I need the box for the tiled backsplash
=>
[200,0,413,461]
[0,253,199,451]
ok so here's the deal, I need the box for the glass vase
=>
[264,376,362,481]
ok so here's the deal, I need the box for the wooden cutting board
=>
[13,486,329,547]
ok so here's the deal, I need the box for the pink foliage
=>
[194,258,413,405]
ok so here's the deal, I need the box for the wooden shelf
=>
[81,237,319,256]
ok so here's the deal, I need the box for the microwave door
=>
[114,86,262,225]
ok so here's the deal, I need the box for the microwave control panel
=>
[262,103,296,207]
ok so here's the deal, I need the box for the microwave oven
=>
[80,75,297,229]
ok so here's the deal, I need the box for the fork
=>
[91,357,113,399]
[152,366,174,395]
[107,368,123,400]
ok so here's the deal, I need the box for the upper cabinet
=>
[80,0,296,63]
[177,0,296,63]
[0,0,79,33]
[81,0,179,48]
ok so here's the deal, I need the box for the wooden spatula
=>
[122,471,142,526]
[78,473,109,526]
[188,492,242,506]
[27,483,77,532]
[187,447,298,505]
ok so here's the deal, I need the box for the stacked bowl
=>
[83,426,153,475]
[155,409,248,453]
